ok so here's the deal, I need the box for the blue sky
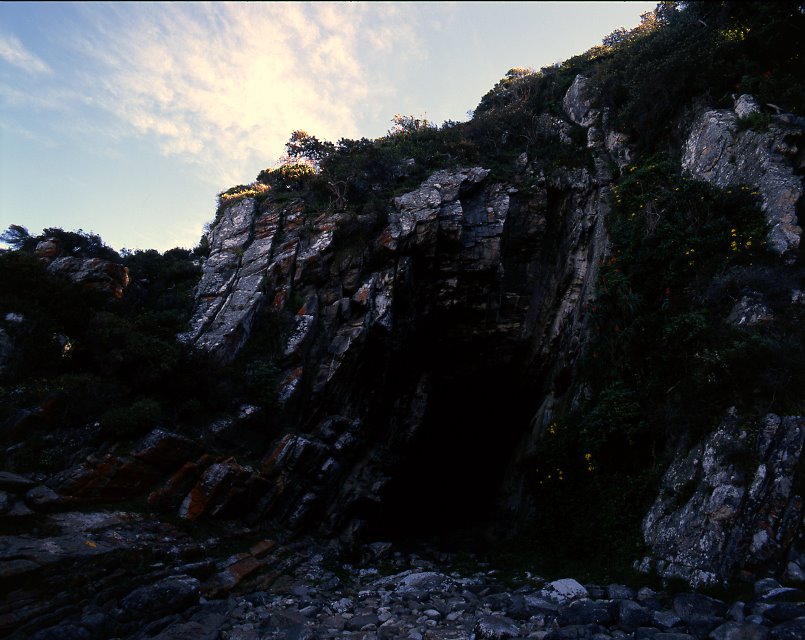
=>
[0,1,656,252]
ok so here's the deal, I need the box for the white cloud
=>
[0,33,51,74]
[72,2,422,187]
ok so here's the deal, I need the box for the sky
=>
[0,1,656,253]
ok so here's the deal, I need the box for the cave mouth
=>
[363,361,536,547]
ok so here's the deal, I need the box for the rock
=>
[178,459,253,520]
[563,76,601,127]
[709,621,770,640]
[0,557,40,579]
[783,561,805,583]
[179,197,285,362]
[653,609,683,629]
[682,97,803,257]
[7,500,34,516]
[543,579,589,603]
[29,624,93,640]
[608,584,637,600]
[395,571,452,595]
[755,578,783,596]
[764,602,805,623]
[0,325,12,376]
[131,428,204,471]
[55,454,162,501]
[474,614,521,639]
[45,256,129,299]
[759,587,805,603]
[0,470,36,491]
[735,95,761,119]
[119,574,200,621]
[24,485,64,511]
[726,295,773,327]
[641,412,805,586]
[673,593,727,620]
[770,618,805,640]
[616,599,654,629]
[545,623,608,639]
[34,238,62,259]
[558,599,613,626]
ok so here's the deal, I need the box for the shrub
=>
[737,111,774,132]
[100,397,163,437]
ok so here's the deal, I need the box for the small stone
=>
[617,600,654,629]
[120,575,200,621]
[475,614,521,639]
[653,609,683,629]
[727,602,746,623]
[764,602,805,623]
[543,579,589,603]
[0,470,36,491]
[770,618,805,640]
[24,485,63,510]
[7,500,34,517]
[709,621,770,640]
[608,584,637,600]
[783,561,805,583]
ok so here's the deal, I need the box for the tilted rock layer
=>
[180,80,805,585]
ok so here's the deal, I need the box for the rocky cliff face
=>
[180,78,622,539]
[176,75,805,586]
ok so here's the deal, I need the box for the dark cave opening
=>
[364,357,536,543]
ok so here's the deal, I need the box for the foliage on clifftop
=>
[242,2,803,222]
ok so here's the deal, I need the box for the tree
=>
[0,225,33,251]
[284,130,334,169]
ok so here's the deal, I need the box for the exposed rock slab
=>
[682,95,803,257]
[640,411,805,587]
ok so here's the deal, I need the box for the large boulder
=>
[640,410,805,587]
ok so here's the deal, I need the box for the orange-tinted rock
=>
[177,459,253,521]
[56,454,161,501]
[46,256,130,299]
[147,461,203,513]
[132,428,204,472]
[34,238,62,259]
[201,553,263,597]
[249,539,276,558]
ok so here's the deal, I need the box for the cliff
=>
[171,66,805,586]
[2,4,805,637]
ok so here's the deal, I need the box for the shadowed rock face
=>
[181,123,618,539]
[178,79,805,585]
[33,238,130,299]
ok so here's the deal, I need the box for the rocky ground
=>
[4,498,805,640]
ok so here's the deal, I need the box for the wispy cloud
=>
[71,2,421,186]
[0,33,51,75]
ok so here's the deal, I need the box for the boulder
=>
[641,412,805,586]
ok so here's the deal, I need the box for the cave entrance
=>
[364,355,535,545]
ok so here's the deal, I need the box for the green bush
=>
[100,397,164,437]
[737,111,774,132]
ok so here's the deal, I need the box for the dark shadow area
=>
[364,356,535,541]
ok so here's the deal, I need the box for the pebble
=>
[9,533,805,640]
